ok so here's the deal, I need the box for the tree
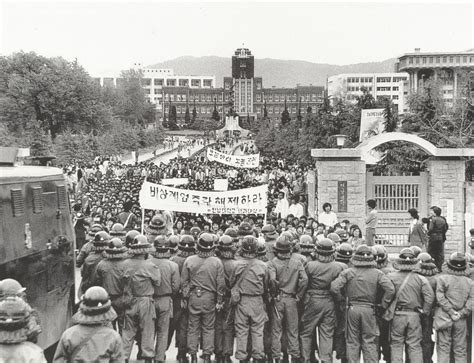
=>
[356,87,377,109]
[0,51,114,139]
[184,104,191,125]
[192,101,197,123]
[296,99,303,129]
[169,104,177,127]
[382,100,398,132]
[212,99,220,122]
[281,98,290,125]
[263,102,268,118]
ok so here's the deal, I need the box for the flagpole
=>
[141,208,145,234]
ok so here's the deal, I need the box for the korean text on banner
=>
[139,181,268,215]
[360,108,385,141]
[207,148,260,168]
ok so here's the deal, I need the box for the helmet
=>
[125,230,140,248]
[355,245,373,258]
[418,252,434,264]
[218,235,234,248]
[168,235,180,251]
[224,227,238,240]
[133,234,149,246]
[0,297,31,330]
[190,226,202,238]
[197,233,215,252]
[399,247,416,260]
[240,236,258,255]
[179,235,196,252]
[108,238,124,249]
[0,279,26,298]
[327,233,341,244]
[273,236,292,254]
[372,245,387,262]
[154,235,169,250]
[94,231,111,246]
[88,223,103,238]
[336,243,353,262]
[261,224,276,234]
[104,237,128,258]
[109,223,125,237]
[238,222,253,236]
[395,248,419,271]
[299,235,313,245]
[82,286,109,307]
[149,215,166,229]
[447,252,467,272]
[316,238,336,256]
[335,229,349,242]
[409,245,422,257]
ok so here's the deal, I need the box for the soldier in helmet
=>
[146,215,170,243]
[109,222,126,241]
[230,236,270,363]
[416,253,438,363]
[435,252,473,362]
[124,229,140,248]
[372,244,393,362]
[80,231,110,294]
[330,245,395,363]
[169,235,196,362]
[168,235,180,259]
[121,234,161,362]
[214,235,237,363]
[262,224,279,261]
[256,238,268,262]
[0,279,42,344]
[0,297,45,362]
[268,237,308,363]
[94,237,129,333]
[76,223,103,268]
[54,286,123,361]
[181,233,225,363]
[300,238,345,363]
[151,235,180,363]
[335,243,353,266]
[190,226,202,241]
[386,248,434,363]
[298,235,315,263]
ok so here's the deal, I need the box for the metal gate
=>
[366,172,428,251]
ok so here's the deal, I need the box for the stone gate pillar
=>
[427,157,466,252]
[312,149,366,230]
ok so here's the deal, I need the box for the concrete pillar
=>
[453,70,458,100]
[427,158,466,253]
[413,71,418,91]
[314,154,366,230]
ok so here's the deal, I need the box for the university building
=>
[162,48,325,122]
[395,48,474,105]
[327,73,410,114]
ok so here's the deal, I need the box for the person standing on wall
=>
[365,200,378,246]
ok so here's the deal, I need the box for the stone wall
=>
[427,158,466,253]
[315,158,366,230]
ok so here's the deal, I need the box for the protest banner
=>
[207,148,259,168]
[214,179,228,191]
[360,108,385,141]
[139,181,267,215]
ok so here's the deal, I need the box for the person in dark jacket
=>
[427,206,448,270]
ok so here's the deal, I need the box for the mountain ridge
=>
[148,56,397,88]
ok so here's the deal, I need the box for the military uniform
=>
[231,236,270,362]
[94,238,129,333]
[80,231,110,294]
[181,233,225,362]
[416,253,438,363]
[300,238,345,363]
[151,236,181,362]
[54,287,123,362]
[121,235,161,361]
[435,253,474,362]
[262,224,279,262]
[215,235,237,363]
[386,249,434,363]
[330,245,395,363]
[169,235,196,362]
[268,238,308,362]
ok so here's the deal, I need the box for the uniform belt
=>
[133,295,153,298]
[395,306,419,312]
[155,293,172,297]
[395,311,420,315]
[348,302,375,308]
[307,289,331,297]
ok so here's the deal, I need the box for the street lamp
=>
[334,134,348,148]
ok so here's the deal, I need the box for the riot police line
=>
[1,218,472,362]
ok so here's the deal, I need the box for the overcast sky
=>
[1,1,472,76]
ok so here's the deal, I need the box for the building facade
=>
[163,48,325,122]
[327,72,410,113]
[395,48,474,105]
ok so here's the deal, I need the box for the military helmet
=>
[316,238,336,256]
[273,236,292,254]
[447,252,467,272]
[154,235,169,250]
[238,222,253,236]
[0,279,26,298]
[240,236,258,255]
[372,245,387,262]
[327,232,341,244]
[109,223,126,237]
[197,233,215,252]
[125,230,140,248]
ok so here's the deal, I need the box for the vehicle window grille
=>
[57,185,67,209]
[11,189,25,217]
[33,187,44,214]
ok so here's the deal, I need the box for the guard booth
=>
[311,132,474,254]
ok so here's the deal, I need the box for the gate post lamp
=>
[334,134,348,148]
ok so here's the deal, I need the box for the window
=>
[177,94,181,101]
[269,95,273,101]
[182,94,187,102]
[224,82,231,90]
[203,79,212,87]
[256,94,261,102]
[274,95,279,102]
[392,86,399,91]
[179,79,188,87]
[463,56,468,63]
[392,95,399,100]
[422,57,427,64]
[450,57,454,63]
[442,57,447,63]
[376,87,391,91]
[144,89,150,94]
[143,78,151,86]
[429,57,433,63]
[311,94,317,101]
[154,79,164,86]
[456,56,460,63]
[166,79,176,86]
[436,57,440,63]
[32,187,43,214]
[170,94,174,102]
[207,95,211,102]
[392,77,407,82]
[409,57,413,64]
[256,82,262,90]
[415,58,420,64]
[154,89,161,94]
[376,77,391,83]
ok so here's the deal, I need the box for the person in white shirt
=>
[318,202,338,228]
[288,196,304,218]
[275,191,290,219]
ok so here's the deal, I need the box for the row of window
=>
[407,55,474,65]
[347,76,407,83]
[142,78,214,87]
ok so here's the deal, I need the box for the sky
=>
[1,1,473,76]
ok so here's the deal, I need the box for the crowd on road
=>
[1,136,473,363]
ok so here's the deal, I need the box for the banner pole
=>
[141,208,145,234]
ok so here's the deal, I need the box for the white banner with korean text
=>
[139,181,267,215]
[207,148,260,168]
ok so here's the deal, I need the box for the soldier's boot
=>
[215,353,223,363]
[223,354,233,363]
[203,354,211,363]
[191,353,198,363]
